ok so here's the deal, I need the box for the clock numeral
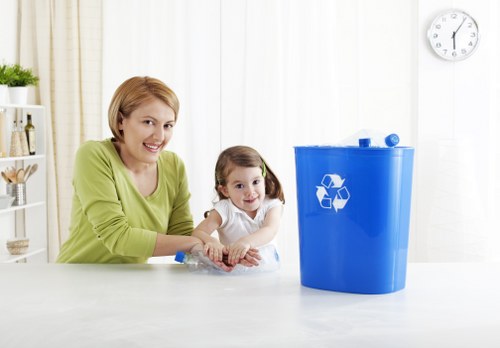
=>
[467,22,473,28]
[452,51,457,57]
[450,13,457,19]
[461,49,467,54]
[470,32,476,38]
[436,43,442,48]
[442,49,448,55]
[436,24,441,29]
[468,41,474,46]
[433,33,438,39]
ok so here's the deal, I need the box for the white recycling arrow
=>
[316,186,332,209]
[333,187,350,212]
[322,174,345,189]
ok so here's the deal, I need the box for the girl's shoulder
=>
[263,197,283,210]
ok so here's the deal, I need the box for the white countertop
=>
[1,262,499,347]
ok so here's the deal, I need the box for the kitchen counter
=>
[1,262,499,347]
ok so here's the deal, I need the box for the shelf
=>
[0,201,45,215]
[0,154,45,163]
[0,248,46,263]
[0,104,44,110]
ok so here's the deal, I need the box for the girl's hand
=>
[227,241,252,266]
[204,241,225,262]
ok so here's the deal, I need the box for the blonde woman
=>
[57,76,202,263]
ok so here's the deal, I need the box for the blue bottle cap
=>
[384,134,400,147]
[174,251,186,263]
[358,138,371,147]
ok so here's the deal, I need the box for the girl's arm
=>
[227,205,283,265]
[192,210,225,261]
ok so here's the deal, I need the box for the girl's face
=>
[220,165,266,218]
[118,97,175,169]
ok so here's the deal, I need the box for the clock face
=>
[427,10,480,61]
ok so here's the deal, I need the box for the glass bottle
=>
[25,113,36,155]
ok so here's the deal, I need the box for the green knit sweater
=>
[57,139,193,263]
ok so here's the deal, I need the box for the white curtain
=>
[19,0,102,261]
[103,0,500,264]
[19,0,500,263]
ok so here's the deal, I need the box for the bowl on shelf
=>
[6,238,30,255]
[0,194,15,209]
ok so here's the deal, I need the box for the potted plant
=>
[6,64,39,105]
[0,64,12,104]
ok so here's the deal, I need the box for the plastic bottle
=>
[338,129,400,148]
[175,244,280,275]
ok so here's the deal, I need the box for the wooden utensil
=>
[1,171,11,183]
[24,164,31,181]
[24,163,38,182]
[5,167,17,183]
[16,168,25,183]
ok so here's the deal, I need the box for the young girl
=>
[192,145,285,269]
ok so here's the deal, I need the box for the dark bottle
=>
[25,113,36,155]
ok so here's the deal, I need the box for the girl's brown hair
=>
[108,76,179,143]
[214,145,285,203]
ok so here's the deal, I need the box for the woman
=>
[57,76,203,263]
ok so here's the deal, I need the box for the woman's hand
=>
[238,248,261,267]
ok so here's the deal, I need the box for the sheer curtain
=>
[19,0,102,261]
[20,0,500,263]
[103,0,500,264]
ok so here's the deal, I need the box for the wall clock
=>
[427,9,480,61]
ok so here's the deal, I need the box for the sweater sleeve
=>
[165,154,194,236]
[73,142,157,258]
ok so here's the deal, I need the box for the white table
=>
[1,263,499,347]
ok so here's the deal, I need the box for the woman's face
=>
[118,97,175,169]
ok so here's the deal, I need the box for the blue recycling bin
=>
[294,146,414,294]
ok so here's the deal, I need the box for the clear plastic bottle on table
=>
[175,244,280,275]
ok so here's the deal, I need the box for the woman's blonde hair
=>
[214,145,285,203]
[108,76,179,143]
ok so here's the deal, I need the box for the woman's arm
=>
[152,234,203,256]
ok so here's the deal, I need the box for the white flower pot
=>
[0,84,9,104]
[8,86,28,105]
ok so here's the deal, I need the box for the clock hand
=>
[455,17,467,34]
[451,17,466,51]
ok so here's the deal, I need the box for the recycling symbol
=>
[316,174,350,212]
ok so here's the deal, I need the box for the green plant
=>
[4,64,39,87]
[0,64,14,85]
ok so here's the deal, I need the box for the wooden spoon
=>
[5,167,17,183]
[24,163,38,182]
[16,168,25,183]
[1,171,11,183]
[24,164,31,181]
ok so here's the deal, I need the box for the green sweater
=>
[57,139,194,263]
